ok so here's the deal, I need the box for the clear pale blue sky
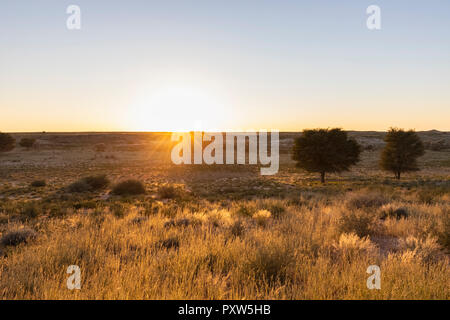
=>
[1,0,449,132]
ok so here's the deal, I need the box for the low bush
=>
[337,210,375,237]
[68,175,110,193]
[346,192,388,209]
[1,229,37,246]
[30,180,46,187]
[379,204,409,220]
[112,179,146,195]
[157,185,180,199]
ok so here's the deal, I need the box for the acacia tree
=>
[0,132,15,153]
[292,128,361,183]
[380,128,425,180]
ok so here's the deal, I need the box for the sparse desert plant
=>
[332,233,377,261]
[252,209,272,227]
[244,242,294,285]
[337,210,375,237]
[229,220,245,237]
[292,128,361,183]
[346,192,388,209]
[19,138,36,149]
[398,236,443,263]
[67,180,92,193]
[235,203,257,217]
[82,175,109,190]
[130,216,148,225]
[0,132,15,153]
[157,185,180,199]
[380,128,425,180]
[21,202,40,218]
[379,204,409,220]
[30,180,46,187]
[156,236,180,250]
[112,179,146,195]
[1,228,37,246]
[164,218,191,228]
[68,175,109,193]
[260,200,286,219]
[110,203,127,218]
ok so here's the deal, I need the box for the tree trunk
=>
[320,172,325,183]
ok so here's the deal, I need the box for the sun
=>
[129,86,229,132]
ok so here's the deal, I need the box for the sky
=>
[1,0,449,132]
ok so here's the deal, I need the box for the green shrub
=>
[112,179,146,195]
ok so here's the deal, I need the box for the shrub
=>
[19,138,36,149]
[164,218,190,228]
[30,180,46,187]
[1,229,37,246]
[332,233,377,261]
[260,201,286,219]
[438,214,450,250]
[82,175,109,190]
[110,203,126,218]
[337,210,374,237]
[252,209,272,227]
[68,175,109,193]
[131,216,148,225]
[112,179,146,195]
[21,202,40,218]
[398,236,443,263]
[379,204,409,220]
[235,204,257,217]
[156,237,180,250]
[73,200,98,210]
[157,185,180,199]
[230,220,245,237]
[67,180,92,193]
[346,192,388,209]
[0,132,15,153]
[244,242,293,284]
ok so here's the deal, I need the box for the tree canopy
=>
[292,128,361,183]
[380,128,425,179]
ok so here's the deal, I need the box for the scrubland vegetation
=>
[0,131,448,299]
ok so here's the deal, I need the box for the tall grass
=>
[0,189,448,299]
